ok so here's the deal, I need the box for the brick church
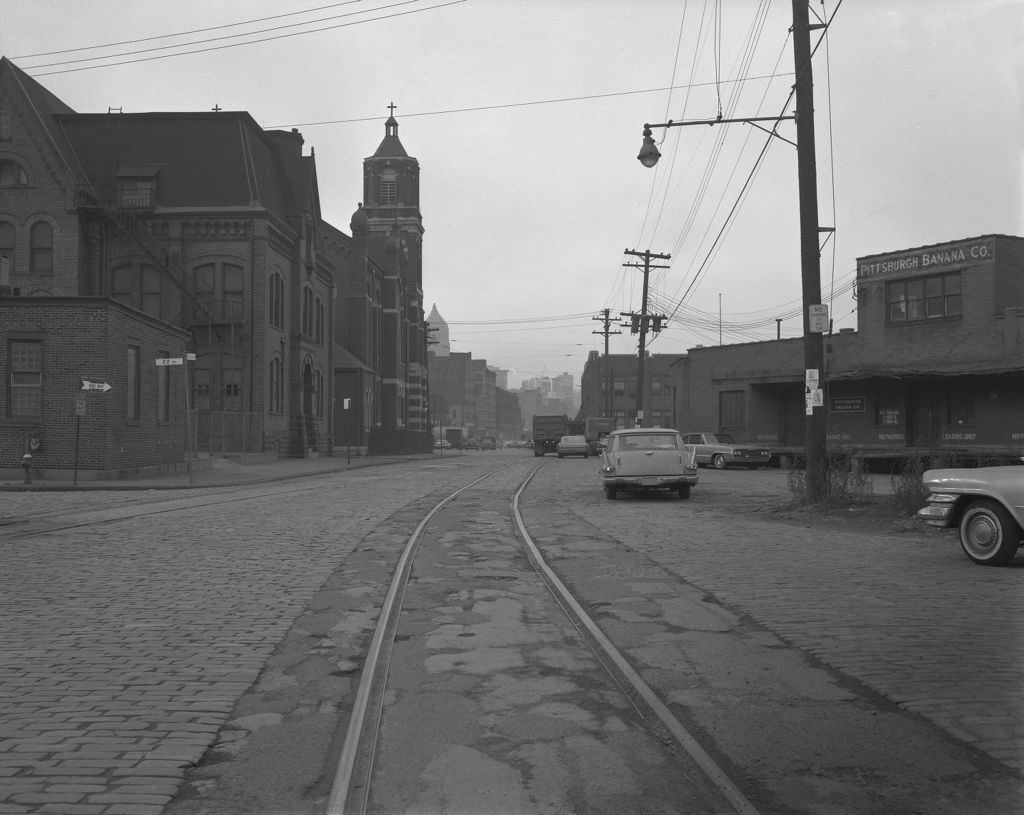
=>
[0,57,429,480]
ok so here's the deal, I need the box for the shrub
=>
[787,450,873,506]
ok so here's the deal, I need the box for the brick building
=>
[580,234,1024,463]
[1,58,436,477]
[578,351,682,429]
[0,299,190,477]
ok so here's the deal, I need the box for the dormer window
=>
[116,165,159,209]
[0,159,28,186]
[119,179,154,208]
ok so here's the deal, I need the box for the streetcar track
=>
[325,460,760,815]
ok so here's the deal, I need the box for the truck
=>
[531,414,569,457]
[583,416,617,454]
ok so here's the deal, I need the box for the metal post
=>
[73,416,81,486]
[183,357,194,484]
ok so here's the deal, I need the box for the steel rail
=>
[325,459,761,815]
[511,466,762,815]
[324,465,505,815]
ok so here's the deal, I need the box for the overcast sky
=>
[4,0,1021,389]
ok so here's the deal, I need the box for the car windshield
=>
[707,433,736,444]
[617,433,679,450]
[560,436,585,444]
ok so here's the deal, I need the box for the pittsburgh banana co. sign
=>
[857,237,995,279]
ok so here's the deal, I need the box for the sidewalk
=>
[0,451,445,492]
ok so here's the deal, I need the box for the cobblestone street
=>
[1,456,1021,814]
[0,461,474,815]
[541,463,1024,775]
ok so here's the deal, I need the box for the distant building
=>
[579,352,681,428]
[426,303,451,356]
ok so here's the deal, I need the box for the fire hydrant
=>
[21,453,32,485]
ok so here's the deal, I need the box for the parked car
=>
[680,432,772,469]
[598,428,699,500]
[917,466,1024,566]
[556,435,590,458]
[480,436,497,450]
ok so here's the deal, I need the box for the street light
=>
[637,126,660,168]
[637,114,795,169]
[635,0,829,501]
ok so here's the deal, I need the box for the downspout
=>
[249,221,256,416]
[328,273,336,453]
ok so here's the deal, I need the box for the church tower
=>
[357,106,428,443]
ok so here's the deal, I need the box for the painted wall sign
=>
[857,237,994,279]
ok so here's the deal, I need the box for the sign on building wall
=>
[830,397,865,413]
[857,237,995,279]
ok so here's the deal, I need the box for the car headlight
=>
[925,493,957,504]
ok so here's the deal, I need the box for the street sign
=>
[805,368,819,388]
[155,357,184,366]
[808,304,829,333]
[75,399,87,417]
[81,379,112,392]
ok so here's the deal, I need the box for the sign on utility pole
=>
[808,304,829,333]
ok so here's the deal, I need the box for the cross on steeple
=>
[387,102,397,117]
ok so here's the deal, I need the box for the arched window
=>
[29,221,52,275]
[0,159,28,187]
[0,222,14,281]
[269,356,283,414]
[268,271,285,328]
[314,296,324,343]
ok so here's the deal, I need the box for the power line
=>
[13,1,366,59]
[27,1,467,76]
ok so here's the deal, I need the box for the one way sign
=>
[81,379,112,392]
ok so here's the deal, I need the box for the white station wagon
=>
[598,428,699,500]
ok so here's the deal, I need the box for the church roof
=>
[371,114,409,159]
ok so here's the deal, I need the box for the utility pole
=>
[592,309,621,417]
[623,249,670,426]
[792,0,828,501]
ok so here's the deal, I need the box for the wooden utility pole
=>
[792,0,828,501]
[592,308,621,417]
[623,249,670,426]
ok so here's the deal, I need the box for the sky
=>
[3,0,1021,389]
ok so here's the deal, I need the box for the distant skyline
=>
[4,0,1020,389]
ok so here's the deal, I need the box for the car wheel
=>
[604,485,617,500]
[677,485,691,499]
[711,454,726,469]
[959,499,1022,566]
